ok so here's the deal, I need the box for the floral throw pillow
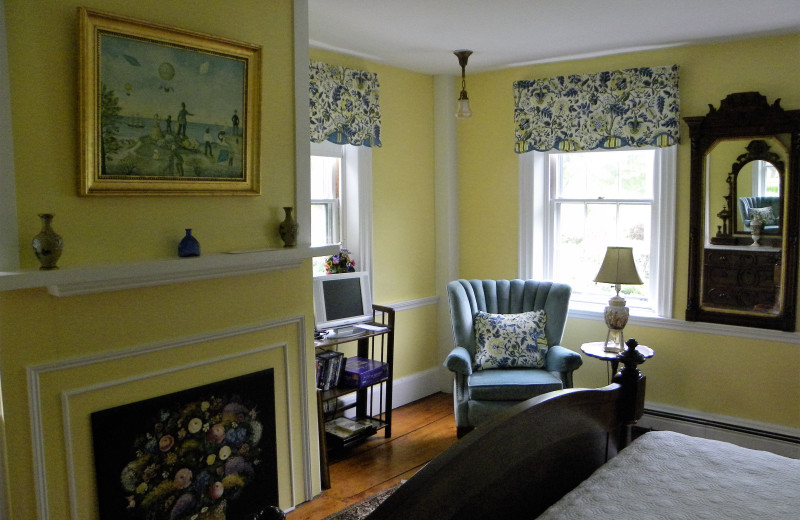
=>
[750,206,776,225]
[473,310,548,370]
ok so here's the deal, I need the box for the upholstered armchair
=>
[444,279,583,437]
[738,196,780,231]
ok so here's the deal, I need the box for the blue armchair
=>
[444,279,583,437]
[738,196,780,231]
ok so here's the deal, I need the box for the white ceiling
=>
[308,0,800,75]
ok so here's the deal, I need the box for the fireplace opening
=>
[91,368,278,519]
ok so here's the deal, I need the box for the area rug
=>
[322,483,401,520]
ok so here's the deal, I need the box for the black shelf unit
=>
[315,304,395,489]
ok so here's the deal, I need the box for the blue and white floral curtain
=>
[513,65,679,153]
[309,61,382,147]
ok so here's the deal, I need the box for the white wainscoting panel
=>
[28,317,309,520]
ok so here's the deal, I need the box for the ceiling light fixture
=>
[454,50,473,119]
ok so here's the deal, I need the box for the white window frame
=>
[311,141,373,279]
[519,146,676,318]
[752,160,779,197]
[310,154,342,246]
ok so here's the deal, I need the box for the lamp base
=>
[603,295,630,353]
[603,329,624,352]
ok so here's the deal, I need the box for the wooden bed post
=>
[612,337,649,447]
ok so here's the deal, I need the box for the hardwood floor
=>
[287,392,456,520]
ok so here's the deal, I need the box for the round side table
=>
[580,341,654,383]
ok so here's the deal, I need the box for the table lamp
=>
[594,246,643,352]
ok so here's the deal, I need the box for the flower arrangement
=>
[324,248,356,274]
[120,395,264,520]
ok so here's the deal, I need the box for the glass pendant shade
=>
[456,96,472,118]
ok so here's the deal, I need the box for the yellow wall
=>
[6,0,296,266]
[0,1,321,518]
[0,4,442,518]
[310,49,440,380]
[457,33,800,429]
[4,2,795,517]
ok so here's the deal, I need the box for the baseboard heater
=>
[643,407,800,446]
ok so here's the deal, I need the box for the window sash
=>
[519,146,676,317]
[310,200,340,246]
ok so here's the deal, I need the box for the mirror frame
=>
[685,92,800,331]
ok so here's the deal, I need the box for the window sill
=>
[0,244,340,297]
[568,300,800,344]
[569,301,669,325]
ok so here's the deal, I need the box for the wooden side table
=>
[580,341,654,383]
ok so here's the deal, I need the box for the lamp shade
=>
[594,246,643,285]
[455,97,472,118]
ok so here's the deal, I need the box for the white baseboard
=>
[338,367,444,420]
[640,402,800,459]
[390,367,442,408]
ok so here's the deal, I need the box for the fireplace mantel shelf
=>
[0,244,338,296]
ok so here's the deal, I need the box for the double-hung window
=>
[520,146,676,317]
[310,141,373,277]
[310,151,342,249]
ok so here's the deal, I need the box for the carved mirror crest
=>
[686,92,800,330]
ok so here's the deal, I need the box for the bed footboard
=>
[367,339,648,520]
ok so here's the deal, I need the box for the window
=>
[310,153,341,248]
[519,146,676,317]
[310,141,373,278]
[753,160,780,197]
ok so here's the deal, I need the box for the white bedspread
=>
[537,430,800,519]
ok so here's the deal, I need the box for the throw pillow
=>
[749,206,776,225]
[473,310,548,370]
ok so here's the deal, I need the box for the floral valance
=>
[309,61,382,147]
[513,65,679,153]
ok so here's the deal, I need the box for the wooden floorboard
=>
[287,392,456,520]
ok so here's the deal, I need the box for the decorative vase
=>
[31,213,63,270]
[603,296,629,352]
[178,229,201,257]
[278,206,298,247]
[750,221,764,247]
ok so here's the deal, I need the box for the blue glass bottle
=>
[178,229,200,257]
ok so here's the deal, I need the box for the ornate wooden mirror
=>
[686,92,800,330]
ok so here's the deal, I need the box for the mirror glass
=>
[735,159,781,233]
[685,92,800,331]
[702,137,789,316]
[706,136,788,244]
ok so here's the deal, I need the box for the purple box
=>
[342,357,388,388]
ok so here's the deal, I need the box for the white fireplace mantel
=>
[0,244,338,297]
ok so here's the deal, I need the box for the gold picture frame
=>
[79,8,261,196]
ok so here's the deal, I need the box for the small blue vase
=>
[178,229,200,257]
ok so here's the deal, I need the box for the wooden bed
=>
[365,340,800,519]
[366,341,648,520]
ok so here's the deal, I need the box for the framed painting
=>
[79,8,261,195]
[90,368,278,519]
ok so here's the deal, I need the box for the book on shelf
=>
[342,356,388,388]
[324,417,377,441]
[321,394,357,418]
[315,350,345,391]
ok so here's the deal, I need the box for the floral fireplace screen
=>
[91,368,277,520]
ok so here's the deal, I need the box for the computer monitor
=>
[312,271,373,338]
